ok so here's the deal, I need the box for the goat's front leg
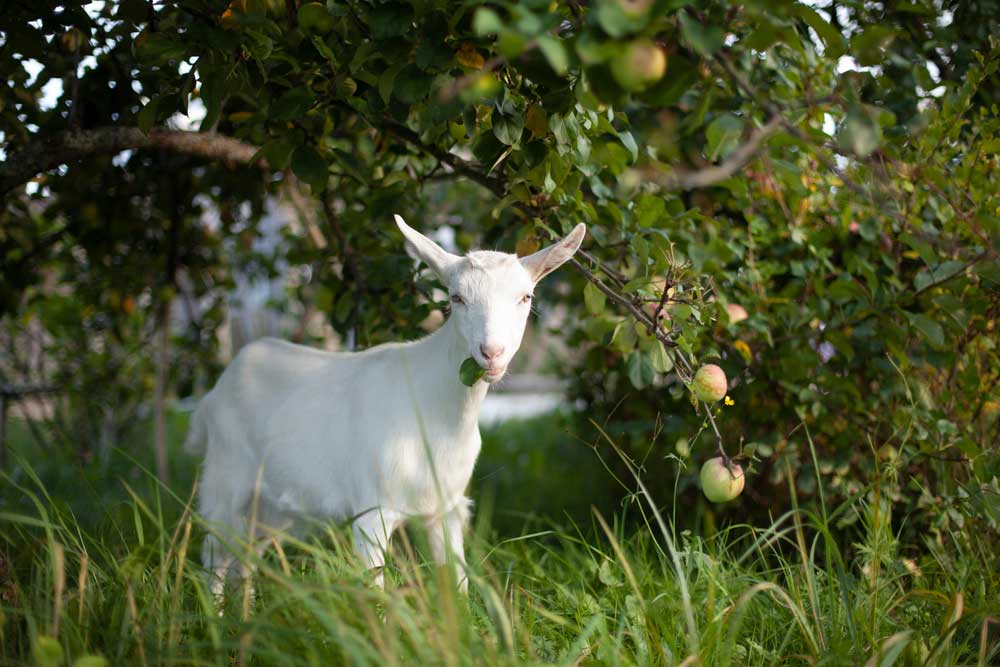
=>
[426,501,470,593]
[352,509,399,589]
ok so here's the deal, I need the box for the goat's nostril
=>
[480,343,504,361]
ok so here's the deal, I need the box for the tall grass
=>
[1,416,998,666]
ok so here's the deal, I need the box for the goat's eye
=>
[450,294,465,305]
[519,294,533,305]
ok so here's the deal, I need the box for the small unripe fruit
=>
[726,303,748,324]
[618,0,653,19]
[335,77,357,98]
[610,40,667,92]
[693,364,727,403]
[298,2,335,34]
[612,43,665,88]
[461,72,501,103]
[675,437,690,458]
[700,457,745,503]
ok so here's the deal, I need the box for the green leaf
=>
[134,31,187,63]
[839,107,881,157]
[974,260,1000,286]
[678,13,724,55]
[649,341,674,373]
[871,632,912,667]
[598,559,623,586]
[493,113,524,146]
[270,87,315,122]
[905,312,944,347]
[536,35,569,76]
[827,278,865,302]
[256,140,296,170]
[914,260,965,292]
[291,145,328,192]
[792,5,846,58]
[137,97,159,134]
[850,25,895,66]
[198,66,227,130]
[473,8,503,35]
[584,281,606,314]
[626,350,655,389]
[370,3,414,40]
[310,35,340,67]
[705,113,744,160]
[615,129,638,163]
[595,0,649,38]
[394,65,432,104]
[900,232,938,265]
[378,63,403,105]
[459,357,485,386]
[611,319,638,352]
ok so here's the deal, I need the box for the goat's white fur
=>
[185,216,586,593]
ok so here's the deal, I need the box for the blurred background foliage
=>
[1,0,999,551]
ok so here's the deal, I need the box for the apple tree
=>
[2,0,999,533]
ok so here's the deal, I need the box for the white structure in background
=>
[225,198,293,354]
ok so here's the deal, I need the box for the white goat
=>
[185,215,586,592]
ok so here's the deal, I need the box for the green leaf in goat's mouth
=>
[459,357,486,386]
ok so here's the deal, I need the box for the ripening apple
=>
[726,303,748,324]
[692,364,727,403]
[610,40,667,92]
[700,457,745,503]
[617,0,653,18]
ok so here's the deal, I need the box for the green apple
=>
[618,0,653,19]
[298,2,335,34]
[693,364,727,403]
[610,40,667,92]
[700,457,745,503]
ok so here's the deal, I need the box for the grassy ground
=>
[1,413,998,666]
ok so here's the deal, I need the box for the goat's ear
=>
[395,214,460,278]
[520,223,586,283]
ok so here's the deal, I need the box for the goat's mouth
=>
[482,366,507,382]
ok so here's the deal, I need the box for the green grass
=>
[1,414,998,666]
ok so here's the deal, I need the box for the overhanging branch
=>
[642,115,784,190]
[0,127,266,195]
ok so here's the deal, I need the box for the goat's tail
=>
[183,401,209,455]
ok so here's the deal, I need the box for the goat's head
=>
[395,215,586,383]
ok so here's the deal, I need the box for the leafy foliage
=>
[2,1,1000,541]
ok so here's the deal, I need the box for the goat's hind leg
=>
[198,462,255,603]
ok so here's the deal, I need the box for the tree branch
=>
[0,126,265,195]
[641,115,784,190]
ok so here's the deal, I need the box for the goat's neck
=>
[405,316,489,426]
